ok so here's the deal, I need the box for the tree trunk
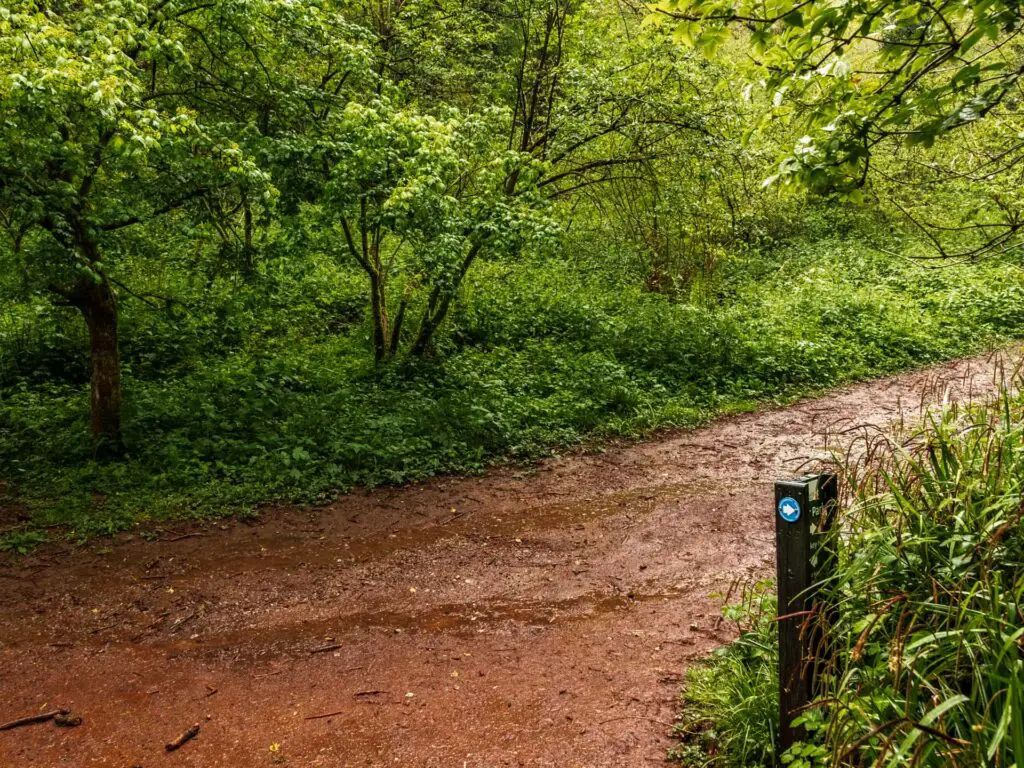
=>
[410,241,482,356]
[72,277,124,458]
[390,297,407,356]
[409,290,447,357]
[369,270,390,364]
[242,194,255,274]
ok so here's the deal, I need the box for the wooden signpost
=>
[774,473,837,758]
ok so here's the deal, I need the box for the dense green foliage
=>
[2,0,1023,546]
[816,380,1024,767]
[673,376,1024,767]
[655,0,1024,259]
[0,0,751,456]
[4,230,1024,539]
[671,583,780,767]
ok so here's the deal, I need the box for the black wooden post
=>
[775,473,837,759]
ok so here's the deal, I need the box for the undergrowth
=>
[673,365,1024,767]
[670,581,779,768]
[3,236,1024,543]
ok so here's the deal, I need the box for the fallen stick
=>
[170,612,196,632]
[304,710,346,721]
[0,710,67,731]
[145,611,172,630]
[165,724,200,752]
[598,715,672,727]
[165,532,206,542]
[310,643,343,654]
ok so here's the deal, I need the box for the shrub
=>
[673,369,1024,767]
[671,582,779,768]
[817,374,1024,767]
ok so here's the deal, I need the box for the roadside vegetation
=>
[3,0,1024,550]
[673,373,1024,767]
[4,229,1024,542]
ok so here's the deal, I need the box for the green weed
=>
[0,529,48,555]
[671,581,779,768]
[1,236,1023,539]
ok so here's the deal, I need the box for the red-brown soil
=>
[0,352,1015,767]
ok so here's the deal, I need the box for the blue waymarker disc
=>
[778,496,801,523]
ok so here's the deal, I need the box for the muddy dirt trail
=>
[0,353,1016,768]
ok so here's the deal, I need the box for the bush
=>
[816,375,1024,767]
[673,370,1024,767]
[671,582,779,768]
[2,235,1024,540]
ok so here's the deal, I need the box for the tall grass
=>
[818,359,1024,767]
[675,358,1024,767]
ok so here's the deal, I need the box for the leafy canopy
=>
[652,0,1024,201]
[0,0,267,285]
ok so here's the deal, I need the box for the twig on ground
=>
[165,724,200,752]
[310,643,343,654]
[304,710,346,721]
[0,710,67,731]
[599,715,672,727]
[170,612,196,632]
[165,533,206,542]
[145,611,171,630]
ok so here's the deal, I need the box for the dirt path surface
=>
[0,352,1016,768]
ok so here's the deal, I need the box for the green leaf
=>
[782,10,804,27]
[696,26,729,54]
[673,20,701,46]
